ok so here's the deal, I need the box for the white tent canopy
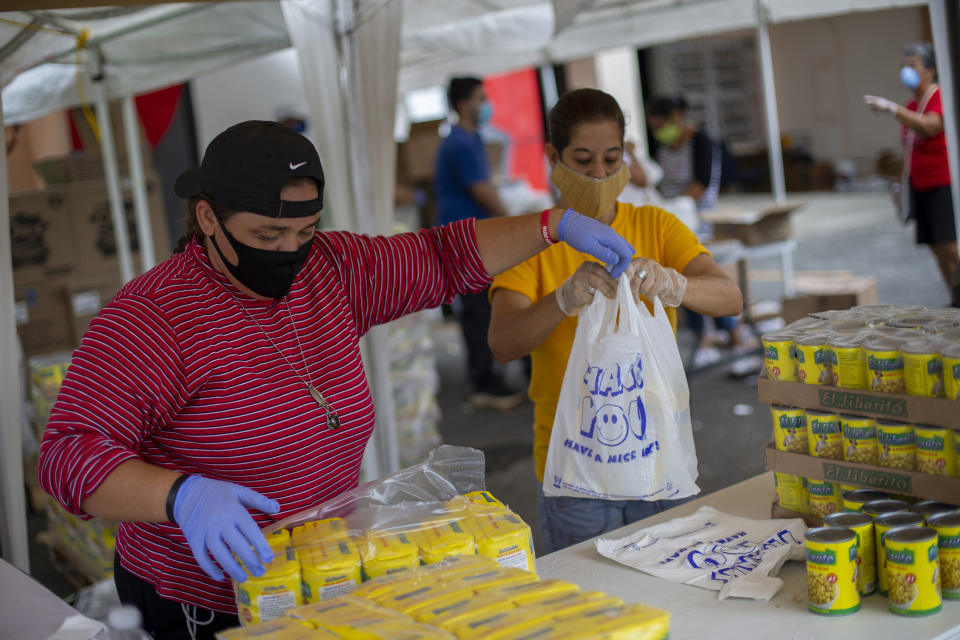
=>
[1,0,955,576]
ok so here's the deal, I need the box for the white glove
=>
[864,95,898,115]
[626,257,687,307]
[555,261,618,316]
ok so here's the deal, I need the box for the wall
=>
[769,7,927,174]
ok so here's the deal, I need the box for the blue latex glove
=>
[173,476,280,582]
[556,209,635,278]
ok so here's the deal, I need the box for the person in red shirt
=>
[865,42,958,297]
[37,121,634,639]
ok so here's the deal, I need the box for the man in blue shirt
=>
[435,77,522,410]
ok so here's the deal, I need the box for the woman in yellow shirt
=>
[489,88,742,553]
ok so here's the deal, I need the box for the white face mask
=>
[550,162,629,219]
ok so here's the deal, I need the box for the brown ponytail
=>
[173,195,239,253]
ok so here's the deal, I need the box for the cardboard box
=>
[770,502,821,528]
[34,152,138,186]
[66,277,122,346]
[9,186,75,283]
[765,442,960,504]
[757,374,960,429]
[780,274,877,323]
[701,202,803,246]
[397,120,443,183]
[14,281,74,357]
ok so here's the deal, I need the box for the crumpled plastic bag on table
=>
[595,506,806,601]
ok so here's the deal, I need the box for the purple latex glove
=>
[173,476,280,582]
[556,209,635,278]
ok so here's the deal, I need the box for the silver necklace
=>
[229,295,341,430]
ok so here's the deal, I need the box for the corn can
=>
[824,513,876,596]
[771,405,807,454]
[236,552,303,625]
[914,425,958,476]
[875,512,925,595]
[865,337,905,394]
[943,344,960,401]
[902,339,945,398]
[830,334,867,389]
[877,420,916,471]
[928,512,960,600]
[804,479,843,518]
[910,501,960,522]
[807,410,843,460]
[884,527,942,616]
[762,331,799,382]
[841,415,878,465]
[796,334,836,386]
[843,490,890,513]
[805,527,860,615]
[775,473,809,514]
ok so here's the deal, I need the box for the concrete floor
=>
[24,189,953,598]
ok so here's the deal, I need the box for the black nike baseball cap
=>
[175,120,324,218]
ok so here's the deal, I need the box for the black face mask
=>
[209,225,312,299]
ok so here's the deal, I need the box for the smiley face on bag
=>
[592,404,630,446]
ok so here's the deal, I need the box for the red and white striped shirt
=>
[38,220,491,612]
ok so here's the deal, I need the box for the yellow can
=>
[235,552,303,625]
[902,339,945,397]
[876,421,916,471]
[942,344,960,401]
[841,415,878,465]
[884,526,942,616]
[842,490,890,513]
[914,425,958,476]
[863,499,911,520]
[775,473,809,514]
[762,330,798,382]
[804,479,843,518]
[300,539,362,603]
[771,405,808,454]
[824,512,877,596]
[910,501,960,522]
[467,511,536,572]
[928,512,960,600]
[805,527,860,615]
[795,333,836,386]
[865,337,905,394]
[830,334,867,389]
[807,410,843,460]
[875,511,925,595]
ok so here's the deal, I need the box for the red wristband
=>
[540,209,555,245]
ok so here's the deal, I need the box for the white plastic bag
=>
[542,274,699,500]
[595,506,807,601]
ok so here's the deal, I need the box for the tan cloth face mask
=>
[550,161,630,219]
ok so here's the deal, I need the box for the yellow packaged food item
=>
[807,410,843,460]
[805,526,860,615]
[775,473,809,514]
[422,594,515,631]
[884,526,942,616]
[842,489,889,513]
[263,529,292,553]
[841,415,878,465]
[315,607,412,639]
[292,518,349,548]
[418,553,498,582]
[374,580,453,614]
[928,512,960,600]
[444,566,539,594]
[914,425,958,476]
[771,406,807,454]
[287,595,376,625]
[875,512,925,595]
[235,553,303,625]
[795,333,835,386]
[300,538,362,603]
[352,568,425,600]
[803,479,843,518]
[215,617,317,639]
[359,530,421,579]
[553,603,670,640]
[761,330,798,382]
[410,521,476,564]
[456,593,621,640]
[824,512,876,596]
[865,337,905,393]
[362,623,456,640]
[830,333,868,389]
[447,491,508,513]
[942,343,960,400]
[877,420,916,471]
[902,338,945,397]
[467,511,535,572]
[484,578,580,606]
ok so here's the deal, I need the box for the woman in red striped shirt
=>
[38,121,634,639]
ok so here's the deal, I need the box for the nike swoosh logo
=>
[289,161,307,170]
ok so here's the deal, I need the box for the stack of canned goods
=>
[805,499,960,616]
[761,305,960,398]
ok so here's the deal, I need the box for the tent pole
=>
[756,0,786,204]
[91,64,135,284]
[122,95,155,273]
[928,0,960,237]
[0,91,30,573]
[539,65,559,112]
